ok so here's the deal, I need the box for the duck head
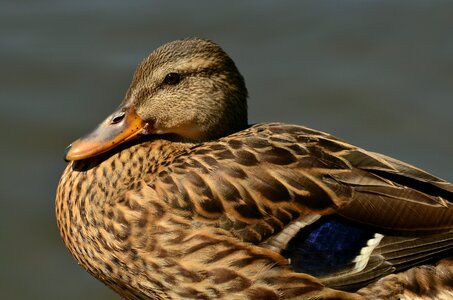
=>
[65,38,248,161]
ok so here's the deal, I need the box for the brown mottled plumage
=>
[358,260,453,299]
[56,38,453,299]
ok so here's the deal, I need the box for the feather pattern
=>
[56,38,453,299]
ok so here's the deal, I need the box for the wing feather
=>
[141,123,453,290]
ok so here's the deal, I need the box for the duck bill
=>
[65,107,147,161]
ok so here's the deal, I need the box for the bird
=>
[56,38,453,300]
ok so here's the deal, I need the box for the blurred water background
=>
[1,1,453,299]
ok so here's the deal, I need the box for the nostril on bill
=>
[111,112,126,124]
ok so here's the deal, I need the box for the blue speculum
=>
[282,215,376,276]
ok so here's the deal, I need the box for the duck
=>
[56,38,453,300]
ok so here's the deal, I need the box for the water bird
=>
[56,38,453,299]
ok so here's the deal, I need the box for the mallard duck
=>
[56,38,453,300]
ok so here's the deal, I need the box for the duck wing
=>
[334,149,453,234]
[150,123,453,290]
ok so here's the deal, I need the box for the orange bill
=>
[65,107,147,161]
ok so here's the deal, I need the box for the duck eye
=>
[163,72,181,85]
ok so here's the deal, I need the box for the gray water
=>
[2,1,453,299]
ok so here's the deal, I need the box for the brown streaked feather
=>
[150,124,353,243]
[358,260,453,300]
[147,123,453,290]
[150,123,453,239]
